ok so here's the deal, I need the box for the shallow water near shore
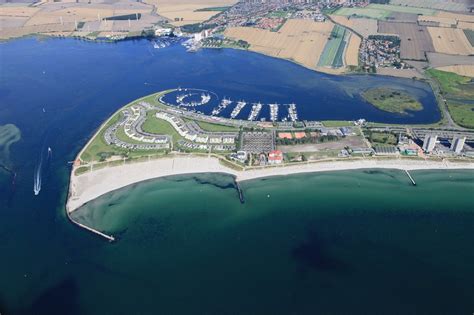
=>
[0,37,472,314]
[65,169,474,315]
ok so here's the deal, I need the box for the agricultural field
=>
[436,65,474,78]
[390,0,469,12]
[317,25,348,68]
[334,4,435,20]
[329,15,378,37]
[437,11,474,23]
[428,27,474,55]
[0,0,160,40]
[362,87,423,114]
[427,52,474,68]
[464,29,474,46]
[149,0,237,26]
[345,33,361,67]
[458,22,474,31]
[378,22,434,60]
[225,19,334,70]
[418,15,457,27]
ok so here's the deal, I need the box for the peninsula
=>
[66,89,474,239]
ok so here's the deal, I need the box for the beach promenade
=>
[66,156,474,213]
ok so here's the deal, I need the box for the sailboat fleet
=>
[213,100,298,122]
[176,92,211,107]
[211,98,232,116]
[230,101,246,119]
[172,89,299,121]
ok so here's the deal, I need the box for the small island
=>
[362,87,423,114]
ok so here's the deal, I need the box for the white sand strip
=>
[66,156,474,213]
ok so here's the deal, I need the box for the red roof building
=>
[268,150,283,164]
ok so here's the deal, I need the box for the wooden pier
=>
[405,169,416,186]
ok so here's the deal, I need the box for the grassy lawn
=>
[321,120,353,127]
[362,87,423,114]
[447,102,474,129]
[141,111,182,145]
[367,131,398,145]
[80,113,125,162]
[194,120,239,132]
[318,25,347,68]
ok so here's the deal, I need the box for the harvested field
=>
[436,65,474,77]
[428,27,474,55]
[390,0,469,12]
[334,4,435,20]
[418,15,457,28]
[345,33,361,66]
[458,22,474,31]
[329,15,378,37]
[0,1,161,39]
[376,68,424,79]
[378,21,434,60]
[388,12,419,23]
[225,19,334,70]
[427,52,474,67]
[148,0,236,26]
[437,11,474,23]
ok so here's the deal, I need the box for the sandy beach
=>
[66,156,474,213]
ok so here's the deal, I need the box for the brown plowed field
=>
[378,21,434,60]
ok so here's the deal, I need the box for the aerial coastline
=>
[67,155,474,214]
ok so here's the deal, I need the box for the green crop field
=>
[463,29,474,47]
[318,25,347,68]
[334,4,435,20]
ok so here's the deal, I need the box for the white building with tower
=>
[422,135,437,153]
[451,137,466,154]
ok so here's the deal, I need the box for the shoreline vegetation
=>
[362,87,423,114]
[427,69,474,129]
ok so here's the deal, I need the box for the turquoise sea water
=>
[67,170,474,315]
[0,37,473,314]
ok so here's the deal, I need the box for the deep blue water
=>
[0,37,472,315]
[1,37,440,125]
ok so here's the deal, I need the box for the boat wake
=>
[33,146,52,196]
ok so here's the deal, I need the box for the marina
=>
[288,103,298,121]
[212,98,232,116]
[230,101,247,119]
[248,102,263,121]
[269,103,279,122]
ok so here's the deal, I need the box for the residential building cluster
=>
[156,111,238,150]
[360,35,408,71]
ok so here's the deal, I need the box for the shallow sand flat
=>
[67,156,474,212]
